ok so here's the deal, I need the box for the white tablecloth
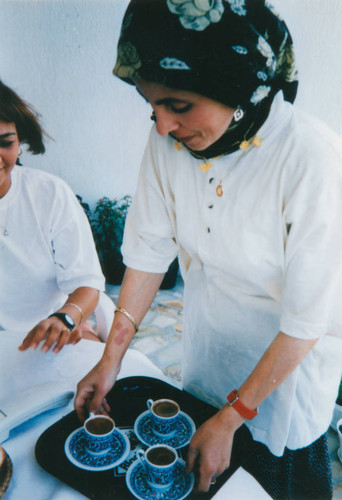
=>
[0,331,270,499]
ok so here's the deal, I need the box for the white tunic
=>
[122,92,342,455]
[0,166,105,333]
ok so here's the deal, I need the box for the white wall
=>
[1,0,342,207]
[271,0,342,130]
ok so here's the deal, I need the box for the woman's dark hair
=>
[0,80,46,157]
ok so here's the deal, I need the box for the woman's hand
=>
[74,268,165,421]
[74,356,119,421]
[186,405,244,493]
[18,316,84,354]
[187,333,319,493]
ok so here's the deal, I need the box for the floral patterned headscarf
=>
[113,0,298,111]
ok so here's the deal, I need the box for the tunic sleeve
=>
[50,180,105,294]
[280,135,342,340]
[122,127,178,273]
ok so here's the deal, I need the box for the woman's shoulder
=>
[278,109,342,194]
[18,166,66,183]
[291,107,342,162]
[17,166,74,196]
[266,95,341,165]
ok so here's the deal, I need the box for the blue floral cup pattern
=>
[146,398,180,436]
[137,444,178,490]
[83,413,116,455]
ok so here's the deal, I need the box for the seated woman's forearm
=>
[19,287,101,352]
[58,286,100,326]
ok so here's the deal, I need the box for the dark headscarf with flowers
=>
[113,0,298,157]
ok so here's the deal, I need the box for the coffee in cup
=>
[85,416,114,435]
[83,413,115,455]
[153,401,179,418]
[146,398,180,436]
[137,444,177,489]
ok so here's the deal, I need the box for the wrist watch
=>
[226,389,258,420]
[48,312,75,331]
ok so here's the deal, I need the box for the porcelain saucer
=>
[65,427,130,471]
[126,458,194,500]
[134,411,195,449]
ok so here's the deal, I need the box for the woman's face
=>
[136,80,235,151]
[0,121,19,198]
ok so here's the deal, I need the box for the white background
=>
[1,0,342,207]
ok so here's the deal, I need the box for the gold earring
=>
[18,145,23,156]
[150,111,156,122]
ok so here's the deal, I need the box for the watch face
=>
[62,313,75,331]
[55,313,75,330]
[49,312,76,330]
[64,314,74,325]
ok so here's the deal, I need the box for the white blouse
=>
[122,92,342,455]
[0,166,104,333]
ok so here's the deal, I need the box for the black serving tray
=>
[35,376,251,499]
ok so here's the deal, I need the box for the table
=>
[0,331,270,499]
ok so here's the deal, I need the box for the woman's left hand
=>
[18,316,84,354]
[186,405,244,492]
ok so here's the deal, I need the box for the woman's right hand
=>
[74,356,120,421]
[74,268,165,421]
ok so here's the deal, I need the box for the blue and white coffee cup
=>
[337,418,342,464]
[146,398,180,436]
[137,444,178,490]
[83,412,115,455]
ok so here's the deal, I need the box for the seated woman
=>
[0,80,105,353]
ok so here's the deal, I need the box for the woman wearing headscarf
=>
[75,1,342,497]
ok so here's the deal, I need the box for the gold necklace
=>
[216,180,223,197]
[175,133,263,197]
[212,152,246,198]
[176,144,225,173]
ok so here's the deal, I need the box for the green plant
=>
[91,195,132,264]
[78,193,179,287]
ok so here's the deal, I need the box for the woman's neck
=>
[0,176,12,199]
[186,91,276,160]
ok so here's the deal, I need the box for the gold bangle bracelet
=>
[115,307,139,333]
[65,302,83,324]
